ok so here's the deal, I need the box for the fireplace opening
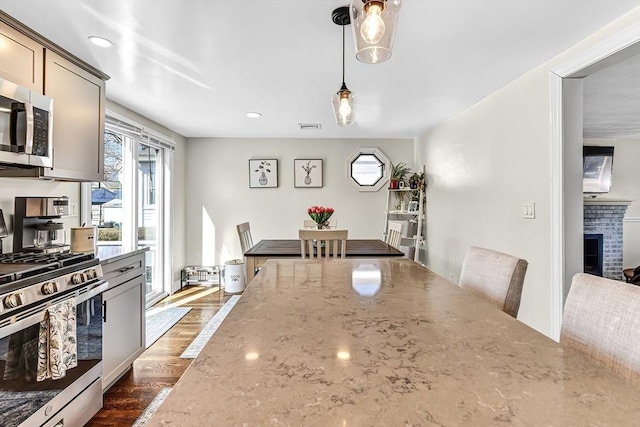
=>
[584,233,603,276]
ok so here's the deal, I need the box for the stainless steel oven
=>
[0,254,105,427]
[0,77,53,168]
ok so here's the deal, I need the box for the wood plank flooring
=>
[87,285,231,426]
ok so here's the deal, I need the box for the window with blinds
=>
[84,110,174,304]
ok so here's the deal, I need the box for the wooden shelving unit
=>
[383,181,424,263]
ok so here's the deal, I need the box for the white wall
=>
[0,179,80,253]
[184,137,413,266]
[584,138,640,268]
[417,8,640,337]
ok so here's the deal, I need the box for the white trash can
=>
[223,259,246,294]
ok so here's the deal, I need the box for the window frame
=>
[346,147,390,192]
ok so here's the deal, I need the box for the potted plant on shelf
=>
[389,162,410,189]
[411,172,425,200]
[408,172,420,189]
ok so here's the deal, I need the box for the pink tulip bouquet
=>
[307,205,335,228]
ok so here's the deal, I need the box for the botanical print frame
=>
[294,159,323,188]
[249,159,278,188]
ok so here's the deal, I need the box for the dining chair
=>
[459,246,528,318]
[561,273,640,386]
[236,222,254,253]
[385,222,403,250]
[299,229,348,259]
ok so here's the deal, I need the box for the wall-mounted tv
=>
[583,146,614,193]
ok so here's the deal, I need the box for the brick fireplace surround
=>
[583,199,631,280]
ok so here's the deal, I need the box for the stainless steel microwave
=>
[0,77,53,168]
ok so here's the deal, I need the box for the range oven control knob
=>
[71,273,85,285]
[85,269,97,280]
[41,281,59,295]
[3,293,23,309]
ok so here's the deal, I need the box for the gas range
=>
[0,252,95,284]
[0,251,106,427]
[0,251,102,318]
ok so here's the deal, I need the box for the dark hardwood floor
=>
[86,285,231,426]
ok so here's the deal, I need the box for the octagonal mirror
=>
[347,147,390,192]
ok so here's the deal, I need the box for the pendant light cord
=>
[342,24,346,84]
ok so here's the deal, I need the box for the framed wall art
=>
[294,159,323,188]
[249,159,278,188]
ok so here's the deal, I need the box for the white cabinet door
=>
[44,50,105,181]
[0,21,43,91]
[102,274,145,391]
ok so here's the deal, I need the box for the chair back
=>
[303,219,337,229]
[236,222,254,253]
[299,229,348,259]
[561,273,640,386]
[385,222,403,249]
[459,246,528,317]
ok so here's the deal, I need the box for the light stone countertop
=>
[148,258,640,426]
[96,246,149,264]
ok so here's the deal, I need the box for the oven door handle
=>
[0,281,108,339]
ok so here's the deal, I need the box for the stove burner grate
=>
[0,252,96,285]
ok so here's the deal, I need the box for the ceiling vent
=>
[298,123,322,130]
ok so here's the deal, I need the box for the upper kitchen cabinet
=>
[0,11,109,182]
[44,51,105,181]
[0,21,43,92]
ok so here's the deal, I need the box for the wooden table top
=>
[148,259,639,426]
[244,238,404,257]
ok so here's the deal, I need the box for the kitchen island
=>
[148,258,639,426]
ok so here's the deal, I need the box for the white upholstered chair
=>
[459,246,528,318]
[299,229,348,259]
[385,222,403,250]
[561,273,640,386]
[236,222,254,253]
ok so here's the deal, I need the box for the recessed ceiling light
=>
[246,112,262,118]
[88,36,113,48]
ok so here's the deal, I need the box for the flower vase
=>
[304,174,312,185]
[258,171,268,185]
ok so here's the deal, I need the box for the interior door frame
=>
[549,24,639,341]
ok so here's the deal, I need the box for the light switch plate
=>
[522,202,535,219]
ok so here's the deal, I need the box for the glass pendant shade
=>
[332,83,355,126]
[350,0,401,64]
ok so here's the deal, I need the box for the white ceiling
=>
[583,53,640,140]
[2,0,639,139]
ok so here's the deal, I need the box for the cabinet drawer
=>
[102,254,144,288]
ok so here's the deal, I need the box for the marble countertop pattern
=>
[148,258,640,426]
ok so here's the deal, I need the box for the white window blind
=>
[105,110,175,151]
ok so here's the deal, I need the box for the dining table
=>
[147,258,639,426]
[242,238,404,281]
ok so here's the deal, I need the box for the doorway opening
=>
[550,25,639,340]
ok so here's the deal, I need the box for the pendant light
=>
[331,6,355,127]
[350,0,401,64]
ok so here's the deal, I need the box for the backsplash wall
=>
[0,177,81,253]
